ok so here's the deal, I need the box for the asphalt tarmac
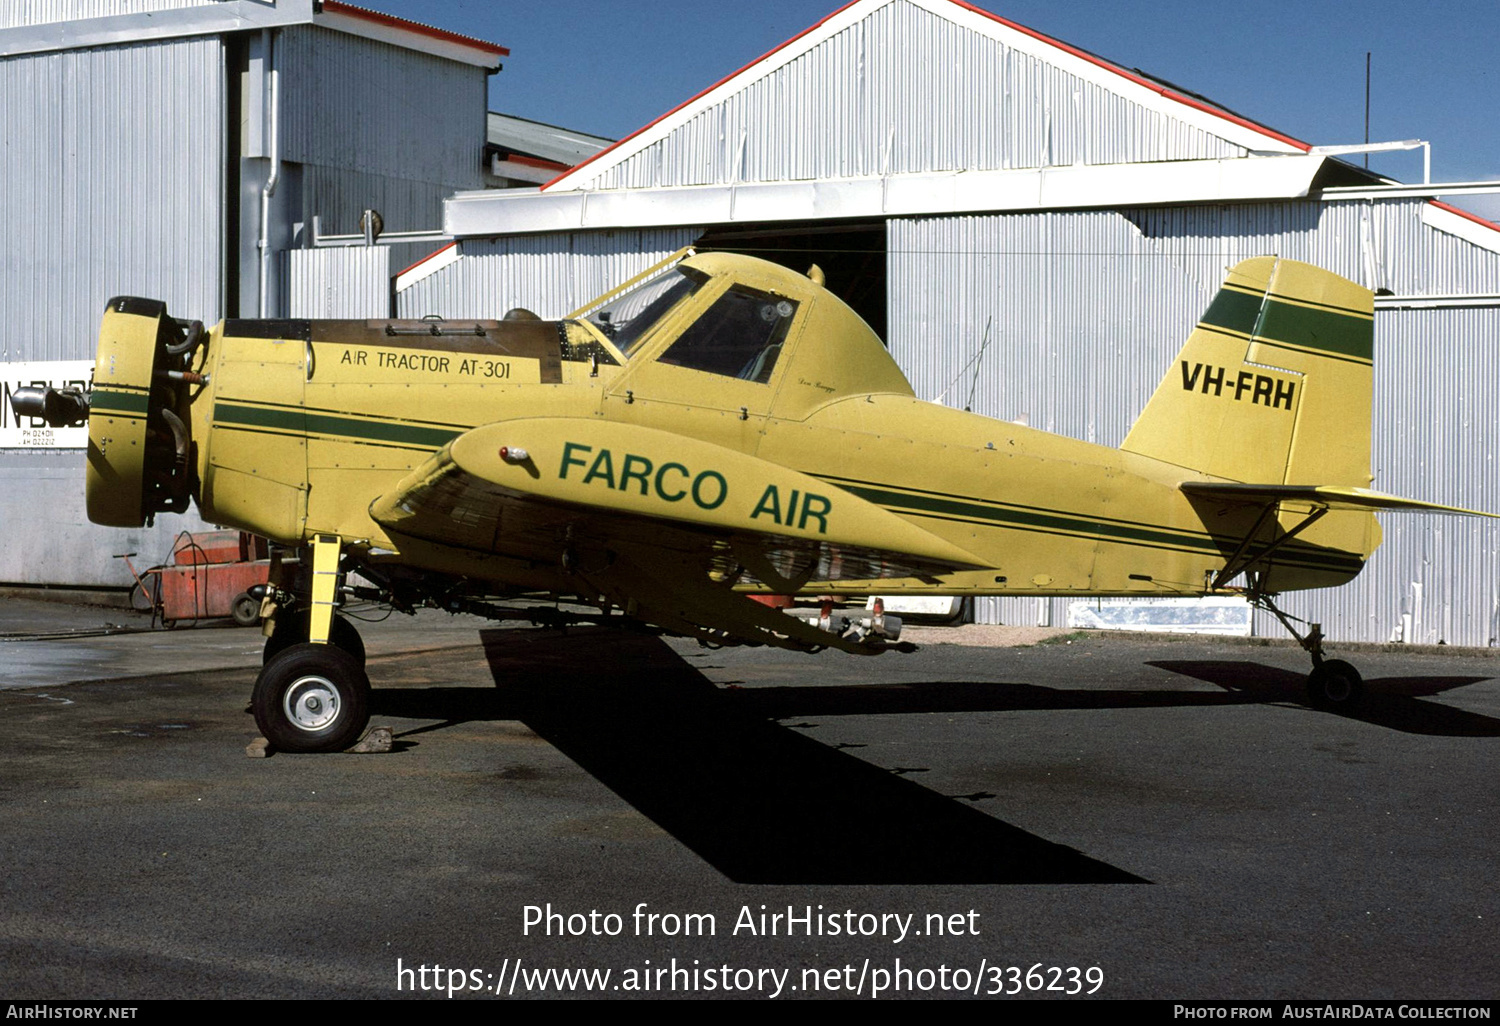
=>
[1,597,1496,1000]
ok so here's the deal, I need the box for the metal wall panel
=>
[0,0,222,29]
[297,164,454,238]
[277,24,484,210]
[0,35,224,586]
[888,202,1500,643]
[396,229,702,321]
[0,35,224,361]
[1251,305,1500,648]
[1378,201,1500,294]
[287,246,390,318]
[0,452,216,588]
[1339,307,1500,646]
[576,0,1244,192]
[1122,198,1500,297]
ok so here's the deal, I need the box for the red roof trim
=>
[1428,199,1500,235]
[396,240,459,280]
[945,0,1309,152]
[546,0,1308,192]
[500,153,572,172]
[322,1,509,57]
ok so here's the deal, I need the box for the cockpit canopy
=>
[570,251,913,419]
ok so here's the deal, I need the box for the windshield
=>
[586,267,706,358]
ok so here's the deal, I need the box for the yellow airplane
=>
[13,250,1492,752]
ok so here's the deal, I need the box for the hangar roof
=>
[487,113,613,169]
[541,0,1308,195]
[442,0,1340,237]
[0,0,507,68]
[485,113,614,187]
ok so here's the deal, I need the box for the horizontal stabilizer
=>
[1181,481,1497,518]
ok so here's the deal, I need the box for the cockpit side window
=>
[658,287,797,383]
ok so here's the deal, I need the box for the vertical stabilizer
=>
[1121,258,1374,488]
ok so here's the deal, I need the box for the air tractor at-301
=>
[12,249,1492,752]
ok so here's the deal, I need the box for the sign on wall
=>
[1,361,93,448]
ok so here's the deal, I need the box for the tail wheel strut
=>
[1251,582,1364,711]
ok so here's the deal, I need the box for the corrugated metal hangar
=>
[0,0,503,587]
[4,0,1498,645]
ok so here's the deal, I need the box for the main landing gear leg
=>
[251,535,372,753]
[1254,588,1363,710]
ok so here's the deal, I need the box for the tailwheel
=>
[1251,583,1364,711]
[253,642,371,753]
[1306,659,1363,710]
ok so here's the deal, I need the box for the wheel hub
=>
[1323,675,1354,703]
[284,675,341,731]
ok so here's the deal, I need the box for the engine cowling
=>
[86,297,202,527]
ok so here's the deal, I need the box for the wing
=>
[370,418,985,652]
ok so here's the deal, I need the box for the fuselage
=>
[184,253,1371,599]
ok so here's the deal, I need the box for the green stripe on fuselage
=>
[89,388,150,416]
[840,482,1194,550]
[826,478,1363,575]
[213,401,462,449]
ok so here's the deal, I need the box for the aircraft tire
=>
[231,592,261,627]
[263,612,366,666]
[1306,659,1363,710]
[253,642,371,753]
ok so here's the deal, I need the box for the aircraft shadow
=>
[364,634,1495,880]
[726,680,1251,719]
[728,667,1500,737]
[1147,660,1500,736]
[370,628,1145,885]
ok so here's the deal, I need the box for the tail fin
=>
[1121,257,1373,487]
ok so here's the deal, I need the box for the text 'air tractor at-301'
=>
[12,249,1493,751]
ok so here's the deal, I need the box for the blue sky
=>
[361,0,1500,216]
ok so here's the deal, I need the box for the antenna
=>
[964,317,994,412]
[932,316,993,409]
[1364,52,1371,170]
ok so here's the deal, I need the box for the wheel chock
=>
[347,726,393,754]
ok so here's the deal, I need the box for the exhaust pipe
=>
[9,386,89,427]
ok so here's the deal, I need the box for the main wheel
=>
[252,643,371,753]
[231,591,261,627]
[263,611,366,666]
[1307,659,1363,710]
